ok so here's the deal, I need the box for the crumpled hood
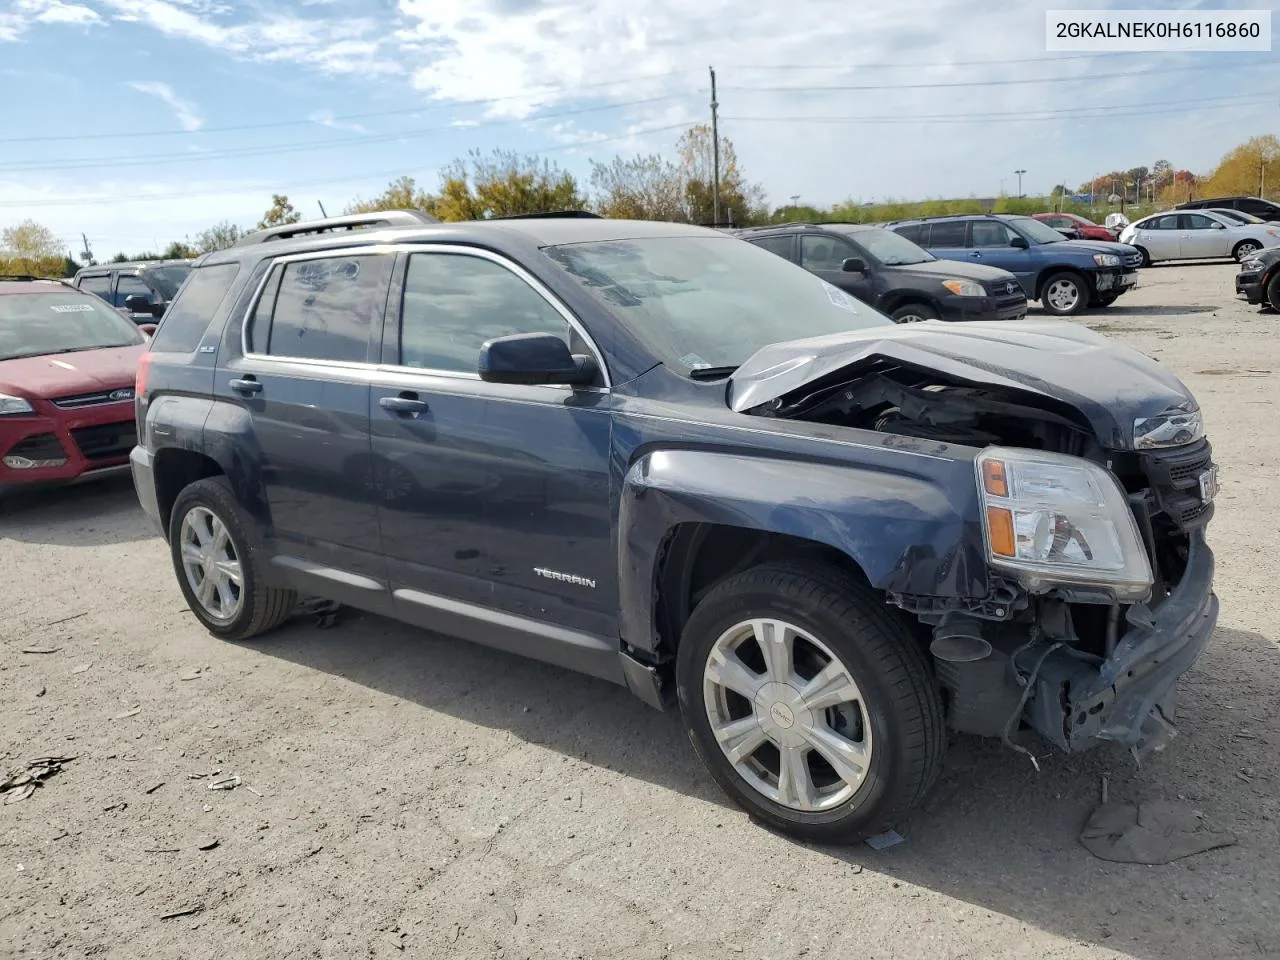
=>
[728,320,1196,451]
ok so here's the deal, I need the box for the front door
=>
[799,234,876,305]
[967,220,1036,295]
[371,248,616,638]
[213,250,394,584]
[1178,213,1230,259]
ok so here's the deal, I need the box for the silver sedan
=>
[1119,209,1280,265]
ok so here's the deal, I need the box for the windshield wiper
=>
[688,365,739,380]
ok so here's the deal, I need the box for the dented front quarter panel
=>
[612,397,989,654]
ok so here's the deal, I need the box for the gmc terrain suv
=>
[132,213,1220,843]
[733,222,1027,324]
[887,214,1143,315]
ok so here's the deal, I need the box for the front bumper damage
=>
[1026,537,1217,754]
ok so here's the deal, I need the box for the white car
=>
[1120,209,1280,265]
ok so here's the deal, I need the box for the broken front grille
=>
[1139,438,1214,531]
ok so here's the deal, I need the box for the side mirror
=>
[138,323,158,337]
[1009,236,1030,249]
[841,257,867,273]
[123,294,153,314]
[478,332,597,386]
[1210,222,1225,230]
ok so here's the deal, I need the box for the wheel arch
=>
[153,447,224,538]
[879,290,942,317]
[1033,265,1092,301]
[617,448,986,661]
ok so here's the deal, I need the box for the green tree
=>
[435,149,586,221]
[589,153,686,221]
[60,255,80,277]
[110,252,130,263]
[675,125,767,226]
[0,219,66,276]
[162,240,198,259]
[258,194,302,230]
[192,221,245,253]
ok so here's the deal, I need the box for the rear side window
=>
[151,263,240,353]
[115,273,154,306]
[929,221,968,247]
[748,235,794,259]
[250,254,391,363]
[894,223,925,244]
[78,274,112,300]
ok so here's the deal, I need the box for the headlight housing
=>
[976,447,1152,601]
[1242,258,1264,272]
[941,279,985,297]
[1134,407,1203,449]
[0,393,34,416]
[1093,253,1121,267]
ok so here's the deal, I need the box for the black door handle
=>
[380,392,428,416]
[229,377,262,395]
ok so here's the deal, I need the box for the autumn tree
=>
[675,125,766,226]
[589,154,686,221]
[163,240,198,260]
[1203,135,1280,200]
[1151,159,1174,189]
[192,221,245,253]
[258,194,302,230]
[434,149,586,221]
[0,219,66,277]
[345,176,435,215]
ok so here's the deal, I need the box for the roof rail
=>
[232,210,440,247]
[488,210,603,220]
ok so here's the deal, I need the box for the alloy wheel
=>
[1237,242,1260,261]
[1045,278,1080,313]
[179,505,243,621]
[702,618,873,812]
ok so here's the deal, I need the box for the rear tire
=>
[675,562,944,844]
[1040,271,1088,316]
[1267,272,1280,312]
[168,477,296,641]
[1135,247,1152,268]
[890,303,939,324]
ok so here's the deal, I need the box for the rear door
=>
[1178,213,1229,258]
[799,233,875,304]
[214,248,394,590]
[370,246,616,638]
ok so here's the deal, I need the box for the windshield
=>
[143,264,193,299]
[849,228,935,266]
[544,236,891,372]
[1007,216,1069,244]
[0,291,144,361]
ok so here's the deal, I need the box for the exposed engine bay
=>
[745,361,1216,757]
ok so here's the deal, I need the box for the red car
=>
[1033,212,1119,241]
[0,279,152,498]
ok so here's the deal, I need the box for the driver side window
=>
[398,253,573,375]
[800,235,858,272]
[970,221,1013,248]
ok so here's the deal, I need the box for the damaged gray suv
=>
[132,215,1219,843]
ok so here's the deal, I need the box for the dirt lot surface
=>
[2,261,1277,960]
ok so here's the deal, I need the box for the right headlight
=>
[1242,258,1264,272]
[941,278,985,297]
[976,447,1152,601]
[0,392,34,416]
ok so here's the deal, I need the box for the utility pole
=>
[1014,169,1026,198]
[710,66,720,228]
[79,233,93,264]
[318,200,328,217]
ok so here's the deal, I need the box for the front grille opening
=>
[5,433,66,462]
[70,422,137,462]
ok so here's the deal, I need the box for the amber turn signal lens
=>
[982,458,1009,497]
[986,507,1015,557]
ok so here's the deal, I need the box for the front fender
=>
[617,448,987,653]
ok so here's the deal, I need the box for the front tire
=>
[675,563,944,844]
[1040,271,1088,316]
[890,303,939,324]
[169,477,296,641]
[1090,292,1119,308]
[1267,272,1280,312]
[1234,240,1262,262]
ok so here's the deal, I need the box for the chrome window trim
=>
[238,241,611,391]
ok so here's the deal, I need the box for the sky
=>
[0,0,1276,257]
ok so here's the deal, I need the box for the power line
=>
[0,121,695,209]
[720,93,1278,125]
[0,96,691,173]
[725,58,1276,93]
[732,52,1147,70]
[0,69,702,145]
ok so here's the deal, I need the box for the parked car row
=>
[70,259,194,325]
[1119,209,1280,265]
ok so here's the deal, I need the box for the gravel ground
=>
[1,261,1277,960]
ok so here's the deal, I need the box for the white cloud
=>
[1,0,101,40]
[127,80,204,131]
[309,108,368,133]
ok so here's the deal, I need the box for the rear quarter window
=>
[150,263,240,353]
